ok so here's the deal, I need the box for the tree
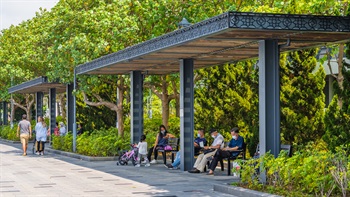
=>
[323,42,350,152]
[280,50,326,145]
[195,61,259,155]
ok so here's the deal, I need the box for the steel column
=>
[73,70,77,152]
[130,71,144,144]
[36,92,44,121]
[49,88,56,136]
[259,39,281,182]
[179,59,194,171]
[67,83,74,133]
[2,101,8,125]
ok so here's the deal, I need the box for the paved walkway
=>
[0,141,238,197]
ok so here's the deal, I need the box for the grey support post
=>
[67,83,74,132]
[259,39,281,182]
[179,59,194,171]
[3,101,8,125]
[49,88,56,136]
[72,70,77,152]
[36,92,44,121]
[130,71,144,144]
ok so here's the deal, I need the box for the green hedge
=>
[235,142,350,197]
[0,125,18,141]
[52,127,130,157]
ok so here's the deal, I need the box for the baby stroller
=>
[116,144,139,166]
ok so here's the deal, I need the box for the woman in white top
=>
[35,116,48,155]
[135,135,150,167]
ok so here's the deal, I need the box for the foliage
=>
[52,127,130,156]
[280,50,326,145]
[0,125,19,141]
[237,141,350,197]
[143,115,180,146]
[195,61,259,156]
[324,43,350,152]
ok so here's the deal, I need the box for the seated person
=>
[188,128,224,173]
[165,129,207,169]
[207,127,244,175]
[148,125,174,164]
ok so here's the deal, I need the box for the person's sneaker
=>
[35,152,40,155]
[135,164,140,167]
[141,160,147,164]
[150,159,157,164]
[165,164,173,169]
[145,163,150,167]
[172,167,178,170]
[22,153,27,156]
[40,152,44,156]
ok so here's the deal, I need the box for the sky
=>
[0,0,58,31]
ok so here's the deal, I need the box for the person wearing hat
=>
[188,128,224,173]
[206,127,244,175]
[17,114,32,156]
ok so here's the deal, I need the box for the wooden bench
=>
[158,138,180,165]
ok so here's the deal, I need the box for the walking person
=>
[17,114,32,156]
[35,116,48,155]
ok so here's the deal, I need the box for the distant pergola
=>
[8,76,68,133]
[74,12,350,177]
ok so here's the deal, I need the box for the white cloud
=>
[1,0,58,30]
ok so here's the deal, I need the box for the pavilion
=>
[8,12,350,181]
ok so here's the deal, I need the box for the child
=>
[135,135,150,167]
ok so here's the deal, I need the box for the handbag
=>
[164,145,172,150]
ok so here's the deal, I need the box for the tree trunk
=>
[161,95,170,128]
[116,78,125,137]
[82,76,126,137]
[57,94,66,118]
[337,44,345,109]
[12,94,35,121]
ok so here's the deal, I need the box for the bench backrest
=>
[254,143,292,157]
[168,138,180,151]
[280,144,292,157]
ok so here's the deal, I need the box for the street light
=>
[178,17,191,29]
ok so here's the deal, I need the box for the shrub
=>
[0,125,18,141]
[237,143,349,197]
[53,127,130,157]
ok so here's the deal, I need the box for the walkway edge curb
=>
[0,138,117,162]
[45,148,118,161]
[0,138,21,144]
[213,184,281,197]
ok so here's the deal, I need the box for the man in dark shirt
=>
[165,129,207,169]
[207,127,244,175]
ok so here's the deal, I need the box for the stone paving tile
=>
[0,141,237,197]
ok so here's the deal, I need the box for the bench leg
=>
[171,153,175,163]
[227,160,231,176]
[220,159,224,171]
[162,152,166,164]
